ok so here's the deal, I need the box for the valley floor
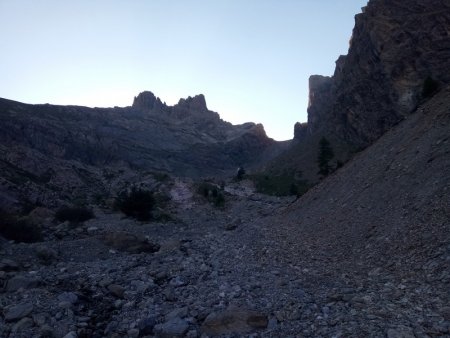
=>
[1,185,449,338]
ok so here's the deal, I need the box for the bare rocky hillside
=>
[0,92,287,210]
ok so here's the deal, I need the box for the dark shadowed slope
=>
[252,85,450,336]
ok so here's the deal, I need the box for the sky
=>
[0,0,367,141]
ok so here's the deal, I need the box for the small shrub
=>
[152,171,170,182]
[0,209,43,243]
[289,183,299,197]
[115,188,155,221]
[236,167,246,180]
[55,206,95,223]
[214,192,225,207]
[197,182,212,198]
[317,137,335,177]
[196,181,225,207]
[20,197,42,215]
[422,77,439,98]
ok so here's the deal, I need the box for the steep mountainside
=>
[258,84,450,336]
[265,0,450,184]
[307,0,450,145]
[0,92,287,209]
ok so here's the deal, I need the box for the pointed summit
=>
[132,91,162,111]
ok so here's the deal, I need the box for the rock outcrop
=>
[305,0,450,146]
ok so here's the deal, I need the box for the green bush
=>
[115,188,155,221]
[0,209,43,243]
[55,206,94,223]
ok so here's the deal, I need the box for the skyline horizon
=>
[0,0,368,141]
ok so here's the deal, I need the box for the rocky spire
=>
[132,91,163,111]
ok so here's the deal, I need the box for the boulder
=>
[202,306,268,335]
[4,302,33,322]
[0,258,20,272]
[154,317,189,338]
[103,232,160,254]
[6,276,41,292]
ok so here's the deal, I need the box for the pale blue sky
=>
[0,0,367,140]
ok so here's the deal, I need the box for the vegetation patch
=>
[317,137,335,177]
[55,206,95,224]
[249,171,310,197]
[115,188,156,221]
[422,76,439,98]
[196,181,225,207]
[152,171,170,182]
[0,209,43,243]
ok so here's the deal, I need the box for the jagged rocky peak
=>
[132,91,164,111]
[171,94,220,122]
[132,91,212,120]
[302,0,450,145]
[176,94,208,111]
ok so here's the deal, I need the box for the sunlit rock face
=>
[304,0,450,146]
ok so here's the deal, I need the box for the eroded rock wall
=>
[306,0,450,146]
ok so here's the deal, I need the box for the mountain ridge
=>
[0,92,288,209]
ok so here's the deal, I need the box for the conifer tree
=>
[317,137,334,177]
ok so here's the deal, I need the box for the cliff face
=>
[305,0,450,146]
[266,0,450,184]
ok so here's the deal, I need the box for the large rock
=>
[4,302,33,321]
[386,326,416,338]
[0,258,20,272]
[201,306,268,335]
[103,232,160,254]
[6,276,42,292]
[11,317,34,332]
[107,284,125,298]
[154,317,189,338]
